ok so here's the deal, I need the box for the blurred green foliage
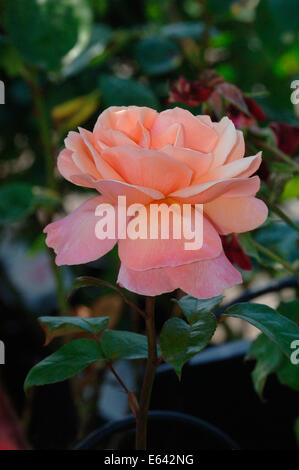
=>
[0,0,298,446]
[1,0,298,188]
[0,0,298,286]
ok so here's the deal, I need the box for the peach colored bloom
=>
[44,106,267,298]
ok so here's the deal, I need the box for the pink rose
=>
[44,106,267,298]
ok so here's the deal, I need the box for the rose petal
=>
[204,196,268,234]
[170,251,242,298]
[57,149,96,188]
[161,145,213,181]
[169,176,261,203]
[44,196,117,266]
[118,251,242,298]
[210,117,237,169]
[64,131,101,180]
[118,206,222,271]
[117,262,177,296]
[197,152,262,182]
[151,123,184,149]
[151,108,219,153]
[225,130,245,163]
[79,127,124,181]
[93,179,165,205]
[96,127,139,149]
[102,145,193,194]
[94,106,157,141]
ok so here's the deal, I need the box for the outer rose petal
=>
[102,146,193,194]
[57,149,96,188]
[197,152,262,183]
[170,251,242,298]
[44,196,117,266]
[197,115,213,126]
[118,208,222,271]
[225,130,245,163]
[204,196,268,234]
[169,176,260,204]
[151,108,218,153]
[118,251,242,298]
[64,131,101,179]
[79,128,124,181]
[93,179,165,205]
[210,117,237,169]
[117,263,177,296]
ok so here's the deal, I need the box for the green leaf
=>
[0,183,35,224]
[277,300,299,323]
[267,0,299,32]
[62,24,112,78]
[31,187,61,209]
[160,298,217,378]
[175,294,223,323]
[276,357,299,390]
[270,162,293,175]
[281,175,299,201]
[206,0,234,16]
[255,221,299,265]
[28,234,47,257]
[217,82,249,115]
[4,0,93,71]
[24,329,156,390]
[135,37,182,75]
[0,183,60,225]
[39,316,109,345]
[246,334,283,396]
[238,233,261,263]
[295,417,299,447]
[24,339,104,391]
[161,22,204,40]
[69,276,124,299]
[101,330,151,361]
[247,300,299,396]
[99,75,158,108]
[223,303,299,360]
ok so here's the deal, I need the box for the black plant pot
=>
[75,410,239,450]
[152,340,298,450]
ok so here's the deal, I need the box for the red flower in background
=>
[270,122,299,156]
[257,122,299,182]
[169,77,212,106]
[245,97,267,122]
[169,72,266,131]
[229,97,266,129]
[221,234,252,271]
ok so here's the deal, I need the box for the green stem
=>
[135,297,157,450]
[108,363,129,394]
[252,239,299,278]
[25,69,68,311]
[258,141,299,171]
[33,83,56,190]
[23,69,56,189]
[264,199,299,234]
[49,251,69,313]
